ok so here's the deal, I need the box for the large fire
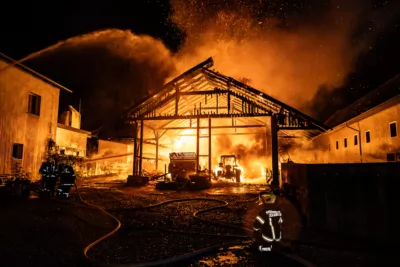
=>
[13,1,394,182]
[160,123,270,184]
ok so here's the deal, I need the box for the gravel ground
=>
[0,183,393,267]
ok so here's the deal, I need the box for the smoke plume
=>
[29,29,176,133]
[169,0,400,115]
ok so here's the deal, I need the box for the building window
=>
[12,143,24,159]
[354,135,358,146]
[336,141,339,150]
[344,138,347,148]
[28,93,41,116]
[390,122,397,137]
[365,131,371,143]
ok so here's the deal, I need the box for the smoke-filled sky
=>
[0,0,399,135]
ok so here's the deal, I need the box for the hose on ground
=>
[73,184,316,267]
[74,183,250,267]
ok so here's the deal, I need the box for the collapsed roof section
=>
[125,57,329,140]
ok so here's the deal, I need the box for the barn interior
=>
[125,57,329,187]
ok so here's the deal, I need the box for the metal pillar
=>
[208,117,212,174]
[133,121,138,175]
[155,132,159,170]
[271,115,279,188]
[139,120,144,176]
[196,117,200,172]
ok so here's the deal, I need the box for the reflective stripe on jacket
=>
[253,208,283,243]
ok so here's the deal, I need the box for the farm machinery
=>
[155,152,211,190]
[214,155,242,183]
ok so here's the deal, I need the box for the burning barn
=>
[125,57,329,187]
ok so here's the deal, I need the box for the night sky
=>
[0,0,399,137]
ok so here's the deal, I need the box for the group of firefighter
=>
[39,162,76,198]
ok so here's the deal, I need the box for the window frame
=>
[344,138,348,148]
[12,143,24,159]
[365,130,371,143]
[336,140,339,150]
[389,122,397,137]
[28,93,41,116]
[354,134,358,146]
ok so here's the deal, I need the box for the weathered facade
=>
[294,73,400,163]
[0,54,70,180]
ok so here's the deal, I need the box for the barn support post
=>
[175,86,180,115]
[216,94,219,114]
[139,120,144,176]
[133,121,138,175]
[208,116,212,174]
[271,115,280,188]
[155,131,159,171]
[196,117,200,172]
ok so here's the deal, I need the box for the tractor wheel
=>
[235,170,241,183]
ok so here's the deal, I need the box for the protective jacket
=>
[253,195,283,251]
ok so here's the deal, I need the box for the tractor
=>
[214,155,242,183]
[155,152,211,190]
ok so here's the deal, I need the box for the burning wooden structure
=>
[125,58,329,187]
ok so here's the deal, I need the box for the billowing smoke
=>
[169,0,400,114]
[28,29,176,134]
[15,0,400,142]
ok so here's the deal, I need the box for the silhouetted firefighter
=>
[253,192,283,252]
[39,162,76,198]
[39,162,58,197]
[57,164,76,198]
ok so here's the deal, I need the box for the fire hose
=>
[73,183,316,267]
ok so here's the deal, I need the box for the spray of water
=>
[0,29,176,132]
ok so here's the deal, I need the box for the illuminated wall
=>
[0,59,60,180]
[296,96,400,163]
[55,125,89,157]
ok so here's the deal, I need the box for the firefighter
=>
[253,191,283,252]
[39,161,58,197]
[57,164,76,198]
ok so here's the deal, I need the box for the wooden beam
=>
[158,124,266,130]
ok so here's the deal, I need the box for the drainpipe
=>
[345,123,363,163]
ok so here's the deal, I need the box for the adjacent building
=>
[0,53,72,180]
[296,73,400,163]
[56,105,90,158]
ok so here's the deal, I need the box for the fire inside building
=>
[124,57,329,188]
[1,51,399,266]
